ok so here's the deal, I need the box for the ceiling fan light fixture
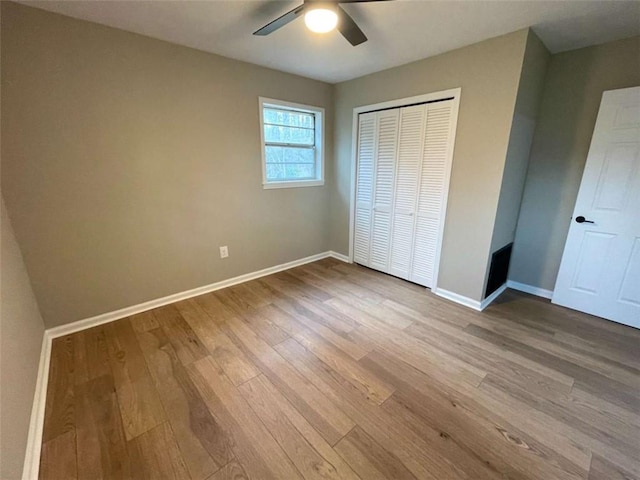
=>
[304,7,338,33]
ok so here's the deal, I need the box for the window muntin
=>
[260,99,324,188]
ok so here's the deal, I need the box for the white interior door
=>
[411,101,455,288]
[389,105,426,279]
[369,109,400,272]
[552,86,640,328]
[353,112,376,266]
[352,92,459,288]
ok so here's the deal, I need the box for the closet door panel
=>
[370,110,400,271]
[389,105,426,279]
[411,101,454,287]
[354,112,377,266]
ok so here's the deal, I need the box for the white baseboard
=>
[22,250,349,479]
[48,251,348,339]
[480,284,508,310]
[433,288,482,311]
[507,280,553,299]
[434,283,507,312]
[22,331,52,480]
[328,251,351,263]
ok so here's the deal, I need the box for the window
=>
[259,97,324,188]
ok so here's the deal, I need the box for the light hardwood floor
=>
[39,258,640,480]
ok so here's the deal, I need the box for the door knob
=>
[575,216,594,224]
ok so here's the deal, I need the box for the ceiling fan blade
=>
[253,3,306,36]
[337,5,367,46]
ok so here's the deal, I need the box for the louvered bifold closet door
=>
[369,109,400,272]
[388,105,426,279]
[410,100,454,287]
[354,112,377,266]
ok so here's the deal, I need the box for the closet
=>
[353,98,457,288]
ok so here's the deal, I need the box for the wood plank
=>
[334,426,416,480]
[571,387,640,430]
[272,271,334,302]
[467,309,640,389]
[153,304,209,365]
[479,376,639,478]
[207,460,249,480]
[406,322,575,395]
[290,262,343,278]
[361,348,590,479]
[240,308,291,346]
[290,328,395,405]
[213,289,255,320]
[257,279,358,334]
[39,430,77,480]
[588,454,638,480]
[83,325,111,381]
[494,289,640,347]
[330,291,414,330]
[329,264,458,323]
[327,298,486,390]
[129,422,191,479]
[401,311,575,388]
[482,373,640,460]
[553,330,640,370]
[383,394,512,480]
[290,265,385,304]
[105,319,149,388]
[242,278,279,304]
[75,374,136,479]
[239,375,359,480]
[222,315,356,446]
[137,327,232,479]
[228,283,270,309]
[187,363,277,480]
[250,303,307,338]
[466,324,640,413]
[240,374,358,480]
[42,335,76,442]
[259,302,369,361]
[129,310,159,333]
[368,350,588,479]
[74,378,103,480]
[116,372,166,440]
[275,338,468,480]
[213,288,290,346]
[72,331,89,385]
[188,356,303,479]
[174,299,260,386]
[194,291,237,324]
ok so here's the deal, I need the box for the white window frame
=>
[259,97,325,189]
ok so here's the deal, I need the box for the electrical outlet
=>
[219,246,229,259]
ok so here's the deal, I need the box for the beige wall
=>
[510,36,640,291]
[1,2,333,327]
[1,198,46,479]
[486,30,549,292]
[330,29,528,301]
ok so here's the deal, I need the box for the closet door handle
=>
[575,216,594,224]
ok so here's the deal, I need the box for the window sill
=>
[263,180,325,190]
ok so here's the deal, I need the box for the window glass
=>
[260,100,324,187]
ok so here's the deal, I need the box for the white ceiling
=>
[22,0,640,83]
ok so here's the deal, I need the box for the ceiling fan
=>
[253,0,391,47]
